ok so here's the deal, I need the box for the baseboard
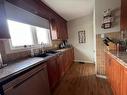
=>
[96,74,107,79]
[74,60,94,64]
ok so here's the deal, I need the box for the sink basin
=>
[35,53,49,57]
[46,50,58,54]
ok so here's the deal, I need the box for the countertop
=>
[0,48,71,85]
[105,50,127,68]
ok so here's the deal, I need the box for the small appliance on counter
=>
[59,40,71,49]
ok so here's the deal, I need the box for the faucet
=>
[40,42,46,54]
[0,52,7,68]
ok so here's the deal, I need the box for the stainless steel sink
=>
[35,53,49,57]
[46,50,58,54]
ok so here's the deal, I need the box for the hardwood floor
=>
[53,63,113,95]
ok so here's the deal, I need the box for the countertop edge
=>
[105,50,127,68]
[0,47,73,85]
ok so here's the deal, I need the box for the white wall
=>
[68,14,94,63]
[95,0,121,34]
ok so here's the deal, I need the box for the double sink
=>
[34,50,58,58]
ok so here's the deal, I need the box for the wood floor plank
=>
[53,63,113,95]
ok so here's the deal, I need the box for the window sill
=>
[4,40,52,54]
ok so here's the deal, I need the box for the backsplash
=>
[0,40,62,64]
[96,32,121,75]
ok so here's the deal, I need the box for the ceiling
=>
[41,0,94,21]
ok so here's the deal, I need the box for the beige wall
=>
[67,14,94,63]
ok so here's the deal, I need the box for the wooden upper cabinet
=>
[0,0,10,39]
[57,19,68,40]
[50,18,68,40]
[50,19,58,40]
[121,0,127,30]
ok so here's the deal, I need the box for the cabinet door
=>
[4,66,50,95]
[56,18,68,40]
[60,20,68,40]
[57,54,65,79]
[50,19,59,40]
[105,53,112,82]
[63,51,69,72]
[111,59,122,95]
[70,48,74,65]
[62,21,68,40]
[121,0,127,30]
[0,0,10,39]
[47,57,59,89]
[122,68,127,95]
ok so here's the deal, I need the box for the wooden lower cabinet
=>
[57,53,65,79]
[105,52,124,95]
[3,63,50,95]
[2,48,74,95]
[122,68,127,95]
[111,58,122,95]
[47,57,59,90]
[47,48,74,91]
[64,48,74,72]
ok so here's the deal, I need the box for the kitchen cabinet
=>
[50,18,68,40]
[0,0,68,39]
[6,0,68,40]
[47,48,74,91]
[57,48,74,79]
[121,0,127,30]
[3,63,50,95]
[47,56,59,90]
[6,0,50,20]
[64,48,74,72]
[111,58,122,95]
[105,52,123,95]
[105,53,113,84]
[50,19,59,40]
[122,68,127,95]
[0,0,10,39]
[57,53,65,79]
[57,19,68,40]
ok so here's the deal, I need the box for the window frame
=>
[5,20,52,54]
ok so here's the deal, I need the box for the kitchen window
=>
[6,19,51,53]
[7,20,34,47]
[36,27,51,45]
